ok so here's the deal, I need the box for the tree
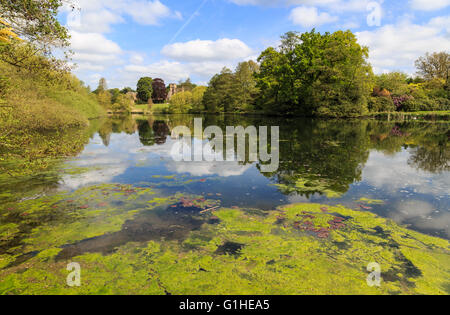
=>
[203,67,238,113]
[152,78,167,103]
[109,88,120,104]
[97,90,111,109]
[0,0,70,51]
[169,91,193,113]
[415,52,450,83]
[137,77,153,103]
[178,78,197,92]
[256,30,373,117]
[375,72,409,95]
[120,87,134,94]
[191,86,207,113]
[111,94,133,113]
[235,60,260,111]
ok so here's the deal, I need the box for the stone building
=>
[167,83,185,100]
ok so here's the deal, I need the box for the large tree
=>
[136,77,153,103]
[415,52,450,83]
[256,30,373,117]
[152,78,168,103]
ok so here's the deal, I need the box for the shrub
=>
[401,97,439,112]
[368,96,395,113]
[392,95,413,111]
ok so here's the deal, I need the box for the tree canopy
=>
[0,0,70,51]
[137,77,153,103]
[415,52,450,83]
[256,30,373,117]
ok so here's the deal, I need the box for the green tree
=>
[96,90,111,109]
[120,87,134,94]
[0,0,70,50]
[169,91,193,113]
[191,86,207,113]
[109,88,120,104]
[178,78,197,92]
[256,30,373,117]
[203,67,238,113]
[415,52,450,83]
[137,77,153,103]
[235,60,260,112]
[111,94,133,113]
[375,72,409,95]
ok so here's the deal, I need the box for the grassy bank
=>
[0,59,105,177]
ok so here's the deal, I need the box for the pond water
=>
[0,114,449,294]
[64,115,450,239]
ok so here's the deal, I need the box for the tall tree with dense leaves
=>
[235,60,260,112]
[415,52,450,83]
[256,30,373,117]
[137,77,153,103]
[203,67,238,113]
[152,78,168,103]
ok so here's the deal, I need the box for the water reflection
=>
[60,115,449,238]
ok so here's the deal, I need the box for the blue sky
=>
[59,0,450,89]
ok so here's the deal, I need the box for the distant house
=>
[126,92,138,102]
[167,83,185,101]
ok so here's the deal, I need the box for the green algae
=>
[0,200,448,295]
[358,198,385,205]
[273,178,343,198]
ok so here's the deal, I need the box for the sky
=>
[59,0,450,89]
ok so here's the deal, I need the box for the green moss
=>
[0,201,448,295]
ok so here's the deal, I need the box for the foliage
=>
[203,61,259,113]
[0,18,19,43]
[368,96,395,112]
[191,86,207,113]
[152,78,167,103]
[375,72,409,96]
[137,77,153,103]
[169,91,193,113]
[178,78,197,92]
[0,0,70,52]
[96,90,112,109]
[111,94,133,113]
[415,52,449,82]
[256,30,373,117]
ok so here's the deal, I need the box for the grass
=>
[150,103,170,114]
[0,61,104,131]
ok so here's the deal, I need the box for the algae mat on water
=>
[0,184,449,295]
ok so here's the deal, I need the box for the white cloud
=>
[289,6,338,27]
[410,0,450,11]
[64,0,181,86]
[356,16,450,74]
[161,39,254,62]
[70,31,122,55]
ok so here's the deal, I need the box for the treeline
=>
[0,1,105,175]
[170,30,449,117]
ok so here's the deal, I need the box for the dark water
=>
[51,114,449,240]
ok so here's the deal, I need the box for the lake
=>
[0,114,449,294]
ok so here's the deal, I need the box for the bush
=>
[169,91,193,113]
[401,97,439,112]
[368,96,395,113]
